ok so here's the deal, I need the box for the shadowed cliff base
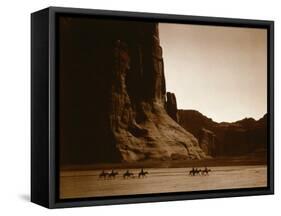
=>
[61,156,267,171]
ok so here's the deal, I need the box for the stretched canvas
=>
[31,7,274,208]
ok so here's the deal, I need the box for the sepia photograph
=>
[57,14,268,199]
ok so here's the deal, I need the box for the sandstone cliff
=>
[59,18,207,165]
[108,24,207,162]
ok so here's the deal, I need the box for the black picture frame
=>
[31,6,274,209]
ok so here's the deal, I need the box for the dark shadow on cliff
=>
[58,15,207,167]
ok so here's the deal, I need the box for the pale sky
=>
[159,23,267,123]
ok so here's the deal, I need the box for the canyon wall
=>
[59,17,207,165]
[178,109,267,157]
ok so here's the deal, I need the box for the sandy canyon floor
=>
[60,165,267,199]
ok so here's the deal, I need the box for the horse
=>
[108,169,119,179]
[196,168,202,176]
[189,168,196,176]
[201,167,211,176]
[138,168,148,178]
[123,170,134,179]
[189,168,202,176]
[99,170,109,179]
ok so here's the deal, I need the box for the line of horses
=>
[98,167,212,179]
[99,168,148,179]
[189,167,211,176]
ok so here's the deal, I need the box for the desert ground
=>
[60,165,267,199]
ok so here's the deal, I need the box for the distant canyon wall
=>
[177,109,267,157]
[164,90,267,158]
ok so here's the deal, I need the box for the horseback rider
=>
[99,169,108,179]
[138,168,148,178]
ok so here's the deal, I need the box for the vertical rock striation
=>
[198,128,216,156]
[166,92,178,122]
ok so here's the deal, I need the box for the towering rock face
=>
[165,92,178,122]
[59,17,207,165]
[109,24,207,162]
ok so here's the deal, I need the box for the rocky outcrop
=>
[178,110,267,157]
[59,18,207,165]
[198,128,216,156]
[165,92,178,122]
